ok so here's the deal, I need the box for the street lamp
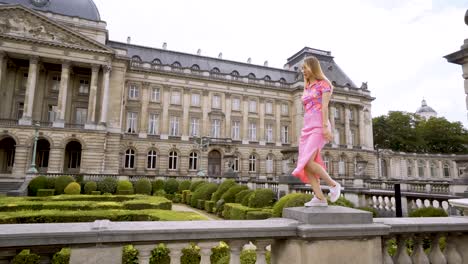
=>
[27,122,40,174]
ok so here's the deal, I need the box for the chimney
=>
[247,57,252,63]
[218,52,223,59]
[127,36,131,44]
[163,42,167,50]
[197,49,201,55]
[264,60,268,67]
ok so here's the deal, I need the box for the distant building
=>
[415,99,437,120]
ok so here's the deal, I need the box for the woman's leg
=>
[307,161,336,187]
[304,150,327,200]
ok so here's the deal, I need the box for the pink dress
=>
[292,80,332,183]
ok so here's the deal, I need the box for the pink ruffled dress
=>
[292,80,332,183]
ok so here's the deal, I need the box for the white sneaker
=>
[304,197,328,207]
[329,183,342,203]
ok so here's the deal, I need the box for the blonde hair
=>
[303,56,333,88]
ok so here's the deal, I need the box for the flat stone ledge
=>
[283,206,373,225]
[374,217,468,233]
[296,223,390,238]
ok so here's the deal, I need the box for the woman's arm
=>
[321,82,333,141]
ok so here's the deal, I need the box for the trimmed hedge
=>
[330,196,355,208]
[135,179,152,195]
[46,177,56,189]
[173,194,182,203]
[241,192,254,206]
[205,200,215,213]
[150,243,170,264]
[122,245,139,264]
[153,189,166,197]
[186,193,192,205]
[246,211,272,220]
[358,207,378,217]
[28,175,48,196]
[117,181,134,195]
[55,175,75,195]
[211,180,237,202]
[248,189,276,208]
[51,248,70,264]
[178,180,192,193]
[11,249,40,264]
[190,183,218,207]
[182,190,191,204]
[221,185,248,203]
[152,180,165,193]
[197,199,205,209]
[91,191,101,195]
[84,181,97,194]
[409,207,448,217]
[189,181,206,192]
[164,179,179,195]
[37,189,54,197]
[272,193,307,217]
[229,204,259,220]
[64,182,81,195]
[235,190,253,204]
[98,177,118,194]
[283,194,313,208]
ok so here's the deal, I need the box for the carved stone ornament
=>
[0,9,89,47]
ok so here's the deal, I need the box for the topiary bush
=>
[189,181,206,192]
[55,175,75,195]
[122,245,139,264]
[150,243,170,264]
[358,207,378,217]
[246,211,273,220]
[182,190,191,203]
[190,183,218,207]
[178,180,191,193]
[240,249,256,264]
[283,193,313,209]
[235,190,253,204]
[164,179,179,195]
[64,182,81,195]
[152,180,165,194]
[134,179,151,195]
[241,192,255,207]
[181,243,200,264]
[409,207,448,217]
[221,185,248,203]
[84,181,97,194]
[205,200,215,212]
[211,180,237,202]
[91,191,101,195]
[37,189,55,197]
[11,249,40,264]
[248,189,276,208]
[272,193,307,217]
[117,181,134,195]
[46,177,56,189]
[211,241,229,264]
[51,248,70,264]
[98,177,118,194]
[330,196,355,208]
[28,175,48,196]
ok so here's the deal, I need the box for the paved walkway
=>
[172,203,222,220]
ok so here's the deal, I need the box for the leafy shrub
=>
[173,194,182,203]
[246,211,272,220]
[97,177,118,194]
[91,191,101,195]
[64,182,81,195]
[153,189,166,197]
[409,207,448,217]
[164,179,179,194]
[189,181,206,192]
[135,179,152,195]
[122,245,138,264]
[235,190,253,204]
[358,207,378,217]
[248,189,276,208]
[178,180,192,193]
[272,193,307,217]
[215,199,225,216]
[228,204,258,220]
[84,181,97,194]
[205,200,215,212]
[51,248,70,264]
[150,243,170,264]
[46,177,56,189]
[190,183,218,207]
[197,199,205,209]
[240,249,256,264]
[221,185,248,203]
[283,193,313,208]
[28,175,48,196]
[181,243,200,264]
[117,181,134,195]
[186,193,192,205]
[182,190,191,203]
[55,176,75,195]
[211,180,237,202]
[330,196,355,208]
[37,189,54,197]
[11,249,40,264]
[165,194,175,201]
[241,192,254,206]
[211,241,229,264]
[152,180,165,193]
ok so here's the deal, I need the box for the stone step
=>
[283,206,373,225]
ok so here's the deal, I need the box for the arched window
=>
[443,163,450,177]
[266,154,274,174]
[171,62,182,72]
[211,67,220,73]
[247,73,256,79]
[152,59,161,65]
[147,150,157,169]
[168,151,178,170]
[189,152,198,171]
[131,56,142,67]
[231,70,240,80]
[124,149,135,169]
[264,75,271,81]
[211,67,222,78]
[191,64,200,71]
[249,154,257,172]
[279,78,286,83]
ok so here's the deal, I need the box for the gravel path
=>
[172,204,222,220]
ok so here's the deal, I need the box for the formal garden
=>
[1,175,449,263]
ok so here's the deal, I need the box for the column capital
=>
[183,86,191,93]
[142,82,151,88]
[202,90,209,96]
[103,64,112,73]
[0,51,5,59]
[61,60,71,69]
[29,56,39,64]
[91,64,100,73]
[225,92,231,98]
[242,95,249,101]
[259,98,265,103]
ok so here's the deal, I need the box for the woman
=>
[292,56,342,207]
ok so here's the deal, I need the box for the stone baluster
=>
[428,233,446,264]
[394,235,412,264]
[382,237,394,264]
[255,240,271,264]
[444,233,462,264]
[135,245,154,264]
[411,234,430,264]
[198,242,218,264]
[167,242,186,264]
[229,240,247,264]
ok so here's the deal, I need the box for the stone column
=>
[344,106,351,147]
[139,82,150,138]
[53,60,71,128]
[202,90,209,137]
[0,52,4,98]
[19,56,39,126]
[225,93,232,138]
[438,160,443,178]
[98,64,111,127]
[275,99,282,146]
[181,87,190,141]
[259,98,265,145]
[160,87,169,139]
[85,65,100,129]
[425,160,431,178]
[242,95,249,144]
[358,107,365,148]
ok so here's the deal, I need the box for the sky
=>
[94,0,468,127]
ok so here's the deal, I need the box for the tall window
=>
[430,162,437,177]
[124,149,135,169]
[350,131,355,146]
[334,107,340,119]
[212,95,221,109]
[171,91,181,105]
[324,156,331,172]
[230,156,239,172]
[266,155,274,173]
[170,116,180,136]
[211,119,221,138]
[75,108,87,125]
[266,124,273,142]
[265,102,273,114]
[168,151,178,170]
[128,84,139,99]
[249,155,256,172]
[232,121,240,140]
[381,159,388,177]
[22,73,28,89]
[17,103,24,119]
[79,79,89,94]
[249,100,257,113]
[147,150,157,169]
[339,157,346,176]
[190,118,200,137]
[443,163,450,177]
[418,160,425,177]
[248,122,257,141]
[407,161,413,177]
[281,103,289,115]
[48,105,57,122]
[151,88,160,102]
[281,125,289,144]
[334,129,340,144]
[126,112,138,133]
[148,114,159,135]
[191,93,200,106]
[189,152,198,170]
[232,98,241,111]
[51,75,60,91]
[349,110,354,120]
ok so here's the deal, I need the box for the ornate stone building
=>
[0,0,463,187]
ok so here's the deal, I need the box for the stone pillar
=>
[344,106,351,147]
[19,56,39,126]
[425,160,431,178]
[160,87,169,139]
[225,93,232,138]
[438,160,443,178]
[202,90,209,137]
[0,52,5,100]
[358,107,365,148]
[53,60,71,128]
[98,64,111,126]
[242,95,249,144]
[259,98,265,145]
[181,87,190,141]
[139,82,150,138]
[275,99,281,146]
[85,65,100,129]
[292,93,303,147]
